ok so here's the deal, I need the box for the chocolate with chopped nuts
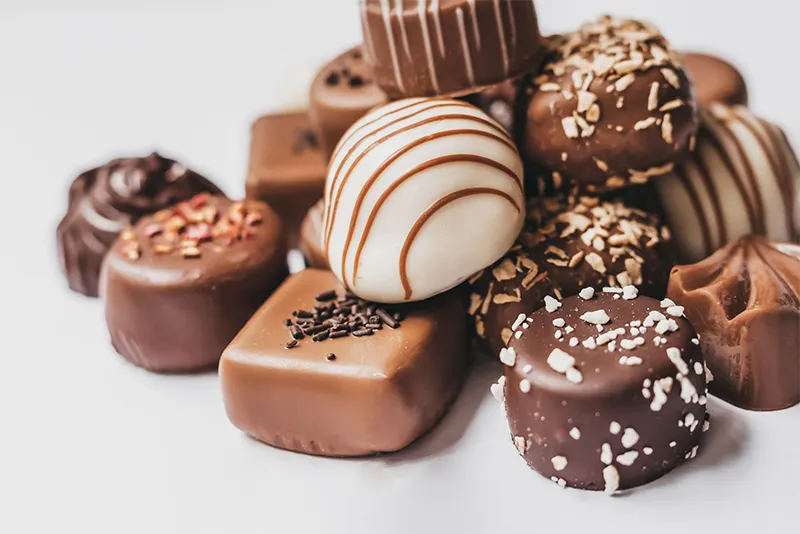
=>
[467,195,675,358]
[309,46,389,159]
[501,292,708,493]
[102,194,287,373]
[220,269,467,457]
[519,16,699,194]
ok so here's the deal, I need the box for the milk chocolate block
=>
[246,113,327,247]
[468,196,675,358]
[668,236,800,411]
[219,269,467,457]
[299,199,329,270]
[309,46,389,159]
[655,104,799,263]
[103,194,287,373]
[57,153,222,297]
[521,17,699,194]
[683,52,748,107]
[360,0,545,98]
[502,292,708,493]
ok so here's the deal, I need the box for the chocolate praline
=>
[520,17,698,194]
[502,292,708,493]
[683,52,748,107]
[468,195,675,358]
[57,153,222,297]
[102,194,287,373]
[219,269,468,456]
[668,236,800,411]
[299,199,329,270]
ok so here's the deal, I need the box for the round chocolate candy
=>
[299,199,329,270]
[468,195,675,358]
[520,17,699,194]
[683,52,748,107]
[360,0,545,98]
[309,46,389,159]
[57,153,223,297]
[501,292,708,493]
[102,194,287,373]
[323,98,525,303]
[655,104,800,263]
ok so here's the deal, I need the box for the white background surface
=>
[2,1,799,533]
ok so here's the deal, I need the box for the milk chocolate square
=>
[245,112,327,247]
[219,269,467,456]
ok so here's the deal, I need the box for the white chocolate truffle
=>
[322,98,525,303]
[656,104,800,262]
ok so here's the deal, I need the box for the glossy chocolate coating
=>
[309,46,389,159]
[103,195,287,373]
[299,199,329,270]
[521,17,698,194]
[683,52,748,107]
[462,78,520,134]
[246,112,327,248]
[503,293,707,493]
[360,0,545,98]
[668,236,800,411]
[57,153,222,297]
[468,196,675,358]
[219,269,467,457]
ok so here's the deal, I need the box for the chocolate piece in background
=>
[521,17,699,194]
[360,0,545,98]
[246,112,327,248]
[468,195,675,358]
[503,292,707,493]
[309,46,389,159]
[57,152,223,298]
[103,194,287,373]
[219,268,467,457]
[323,98,525,304]
[668,236,800,411]
[683,52,748,107]
[655,104,800,263]
[462,78,519,134]
[299,199,329,270]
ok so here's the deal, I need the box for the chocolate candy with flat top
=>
[220,269,467,456]
[57,153,222,297]
[246,112,327,248]
[103,194,287,373]
[668,236,800,411]
[502,292,708,493]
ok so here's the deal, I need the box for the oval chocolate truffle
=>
[309,46,389,159]
[323,98,525,303]
[683,52,748,107]
[668,236,800,411]
[655,104,800,263]
[467,195,675,358]
[520,17,699,194]
[501,292,708,493]
[102,194,287,373]
[360,0,545,98]
[57,153,223,298]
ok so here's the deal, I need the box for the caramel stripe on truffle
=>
[400,187,520,299]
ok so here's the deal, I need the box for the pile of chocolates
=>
[55,1,800,495]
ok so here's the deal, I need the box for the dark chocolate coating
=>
[102,195,287,373]
[360,0,545,98]
[309,46,389,159]
[668,236,800,411]
[299,199,329,270]
[57,153,222,297]
[468,196,675,358]
[520,17,699,194]
[462,78,520,134]
[246,112,327,248]
[219,269,467,457]
[504,293,707,493]
[683,52,748,107]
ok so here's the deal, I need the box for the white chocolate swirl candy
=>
[323,98,525,303]
[656,104,800,262]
